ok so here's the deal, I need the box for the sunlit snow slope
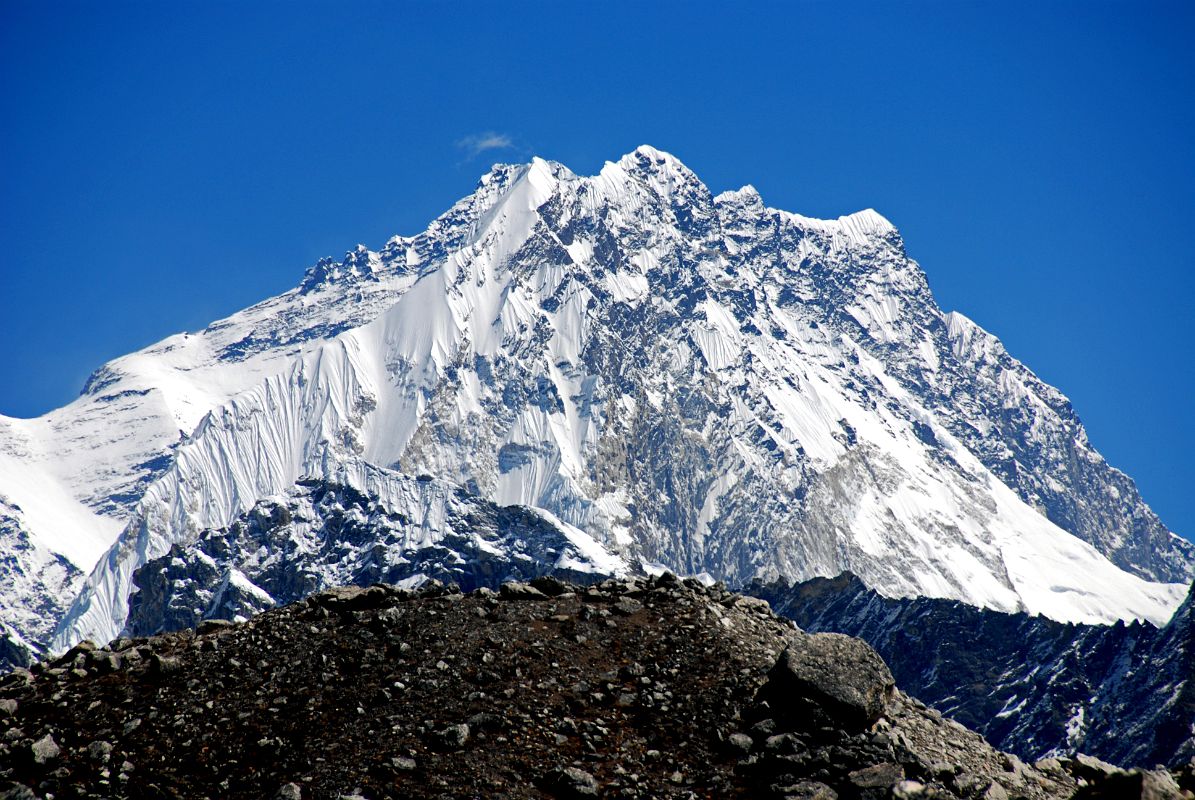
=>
[2,146,1190,656]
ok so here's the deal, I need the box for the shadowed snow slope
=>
[1,147,1190,656]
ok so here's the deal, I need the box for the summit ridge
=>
[0,146,1188,663]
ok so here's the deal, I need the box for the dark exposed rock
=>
[759,632,895,732]
[751,573,1195,769]
[778,781,838,799]
[124,474,614,641]
[274,783,302,800]
[499,581,547,600]
[432,722,470,750]
[546,766,600,798]
[1072,768,1187,799]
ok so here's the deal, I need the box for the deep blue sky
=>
[1,2,1192,540]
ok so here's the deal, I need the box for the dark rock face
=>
[0,577,1082,799]
[751,573,1195,769]
[125,474,615,638]
[0,498,82,673]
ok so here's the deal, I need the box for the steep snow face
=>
[0,164,531,653]
[0,158,528,549]
[43,147,1194,651]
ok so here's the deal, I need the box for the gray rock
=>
[0,668,33,689]
[762,633,895,731]
[619,661,646,680]
[774,781,838,800]
[1073,769,1186,799]
[893,780,928,799]
[1071,753,1124,780]
[432,722,470,749]
[87,649,122,673]
[466,711,505,731]
[62,640,97,660]
[0,698,16,715]
[1035,757,1065,776]
[274,783,302,800]
[149,653,181,675]
[613,597,643,616]
[499,582,546,599]
[549,766,599,798]
[197,619,235,636]
[751,718,777,737]
[529,576,570,596]
[31,732,59,764]
[982,780,1010,800]
[727,732,754,754]
[87,739,113,762]
[848,762,905,789]
[765,733,803,753]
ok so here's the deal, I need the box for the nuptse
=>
[0,145,1189,669]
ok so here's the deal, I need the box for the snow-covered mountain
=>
[1,145,1191,661]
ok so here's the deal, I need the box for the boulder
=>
[529,576,570,596]
[30,733,59,764]
[547,766,599,798]
[197,619,235,636]
[431,723,470,750]
[499,582,546,600]
[1072,769,1186,800]
[275,783,302,800]
[759,633,895,732]
[773,780,838,800]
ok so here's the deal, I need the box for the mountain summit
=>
[1,146,1190,661]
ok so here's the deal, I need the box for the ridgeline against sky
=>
[1,2,1191,538]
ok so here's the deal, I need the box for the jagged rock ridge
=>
[124,466,625,637]
[751,573,1195,769]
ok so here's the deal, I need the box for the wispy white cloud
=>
[456,131,514,158]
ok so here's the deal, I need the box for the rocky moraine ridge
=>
[2,576,1191,800]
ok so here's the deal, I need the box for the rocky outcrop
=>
[757,632,895,732]
[125,471,623,637]
[0,499,82,673]
[0,576,1119,799]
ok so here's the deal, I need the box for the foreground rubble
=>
[0,575,1189,799]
